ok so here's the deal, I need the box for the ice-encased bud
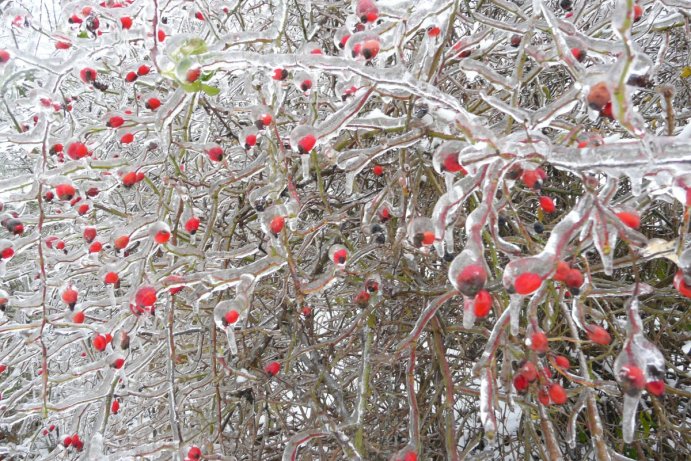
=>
[448,250,487,297]
[433,141,467,175]
[149,221,171,244]
[329,244,349,267]
[345,32,381,61]
[290,125,317,155]
[407,217,435,248]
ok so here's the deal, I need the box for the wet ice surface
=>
[0,0,690,459]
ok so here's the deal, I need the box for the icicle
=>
[622,393,640,444]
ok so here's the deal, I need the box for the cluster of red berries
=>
[512,359,569,405]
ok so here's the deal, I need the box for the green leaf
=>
[681,66,691,79]
[77,31,89,39]
[201,84,220,96]
[180,82,202,93]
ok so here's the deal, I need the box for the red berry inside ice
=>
[514,272,542,295]
[270,215,285,235]
[616,211,640,229]
[264,361,281,376]
[185,217,200,234]
[186,67,201,83]
[549,383,567,404]
[67,142,89,160]
[225,309,239,325]
[80,67,97,83]
[539,196,555,213]
[55,184,76,200]
[297,134,317,154]
[473,290,492,317]
[585,324,611,345]
[333,248,348,264]
[373,165,384,176]
[452,264,486,297]
[529,331,549,354]
[93,334,107,352]
[135,286,157,307]
[104,272,119,285]
[120,16,132,29]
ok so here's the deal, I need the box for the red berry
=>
[553,261,570,282]
[112,358,125,369]
[89,241,103,253]
[114,235,130,251]
[301,306,312,316]
[188,446,202,460]
[244,134,257,148]
[80,67,97,83]
[107,115,125,128]
[67,142,89,160]
[0,50,10,63]
[300,79,312,92]
[120,16,133,29]
[194,11,204,21]
[564,269,584,292]
[361,39,380,60]
[185,217,201,234]
[535,388,548,406]
[539,196,556,213]
[554,355,570,369]
[104,272,119,285]
[264,361,281,376]
[514,273,542,295]
[620,365,645,391]
[529,331,549,354]
[137,65,150,76]
[125,72,138,83]
[55,41,71,50]
[77,203,89,216]
[154,230,171,244]
[645,380,665,396]
[145,97,161,110]
[93,334,107,352]
[63,436,72,447]
[1,248,14,259]
[225,309,239,324]
[442,153,465,173]
[186,67,201,82]
[473,290,492,317]
[373,165,384,176]
[272,68,288,80]
[157,30,166,42]
[633,4,643,22]
[571,48,586,62]
[72,311,85,323]
[586,324,611,345]
[121,133,134,144]
[135,286,157,307]
[600,101,614,119]
[513,374,529,392]
[86,187,99,197]
[404,452,418,461]
[427,26,441,37]
[206,145,223,161]
[333,248,348,265]
[674,270,691,298]
[83,227,97,243]
[55,184,76,200]
[270,215,285,235]
[50,143,64,154]
[354,290,370,306]
[111,399,120,414]
[521,170,542,189]
[455,264,487,297]
[62,288,78,307]
[616,211,640,229]
[122,171,138,187]
[297,134,317,154]
[520,361,538,382]
[421,231,435,245]
[549,383,568,404]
